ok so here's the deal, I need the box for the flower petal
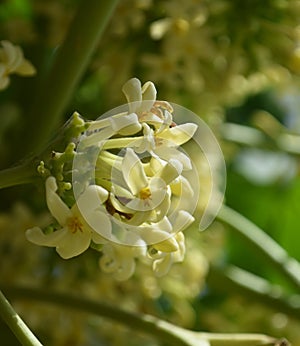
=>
[154,146,192,170]
[82,209,112,240]
[45,177,72,225]
[76,185,109,212]
[139,81,157,113]
[109,112,142,135]
[154,236,179,252]
[122,78,142,113]
[169,210,195,232]
[157,123,198,146]
[122,148,147,195]
[26,227,67,247]
[56,228,91,259]
[14,59,36,76]
[153,255,173,277]
[156,159,183,185]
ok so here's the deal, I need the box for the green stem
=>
[0,289,42,346]
[207,265,300,321]
[0,161,38,189]
[21,0,120,157]
[2,285,285,346]
[217,205,300,292]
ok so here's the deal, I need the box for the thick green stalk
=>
[22,0,120,157]
[2,285,285,346]
[217,205,300,292]
[0,161,38,189]
[207,265,300,321]
[0,290,42,346]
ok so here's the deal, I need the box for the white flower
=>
[81,112,142,148]
[151,231,186,277]
[26,177,110,259]
[133,122,197,169]
[122,77,157,114]
[99,233,146,281]
[110,148,183,223]
[0,40,36,90]
[148,211,194,277]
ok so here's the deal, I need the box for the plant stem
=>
[2,285,284,346]
[207,265,300,321]
[217,205,300,292]
[0,289,42,346]
[21,0,120,157]
[0,161,38,190]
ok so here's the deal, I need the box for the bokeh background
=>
[1,0,300,345]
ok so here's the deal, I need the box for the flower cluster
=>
[0,40,36,90]
[26,78,198,280]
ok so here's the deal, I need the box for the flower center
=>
[67,216,83,233]
[139,186,151,200]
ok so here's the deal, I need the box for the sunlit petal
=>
[56,229,91,259]
[45,177,72,225]
[157,123,197,146]
[122,77,142,113]
[122,148,147,194]
[26,227,67,247]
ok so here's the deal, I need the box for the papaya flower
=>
[109,148,183,221]
[0,40,36,90]
[26,177,110,259]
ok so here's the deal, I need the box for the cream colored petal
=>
[110,191,134,214]
[122,148,147,195]
[91,230,107,245]
[1,41,22,69]
[154,146,192,170]
[122,78,142,113]
[172,232,185,262]
[153,255,172,277]
[45,177,72,225]
[87,113,129,132]
[82,209,112,240]
[170,176,194,197]
[26,227,67,247]
[14,59,36,76]
[169,210,195,233]
[156,110,173,134]
[139,217,172,245]
[80,126,115,147]
[154,236,179,252]
[56,228,91,259]
[109,112,142,135]
[99,246,119,273]
[156,159,183,185]
[139,113,163,127]
[150,192,170,222]
[114,258,136,281]
[141,81,156,100]
[138,81,157,113]
[125,178,166,212]
[76,185,108,211]
[157,123,198,146]
[124,209,152,226]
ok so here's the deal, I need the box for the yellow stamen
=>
[139,186,151,200]
[67,216,83,234]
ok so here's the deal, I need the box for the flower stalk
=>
[20,0,120,158]
[0,289,42,346]
[2,285,287,346]
[217,205,300,292]
[0,161,39,190]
